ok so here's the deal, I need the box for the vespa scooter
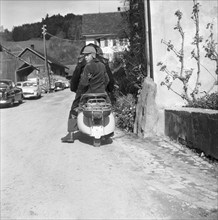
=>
[77,93,115,147]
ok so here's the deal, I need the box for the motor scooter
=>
[77,93,115,147]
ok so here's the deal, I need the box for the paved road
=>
[1,89,218,219]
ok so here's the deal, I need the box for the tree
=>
[204,22,218,83]
[157,0,217,104]
[114,0,146,98]
[9,13,82,41]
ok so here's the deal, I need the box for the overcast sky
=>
[0,0,123,31]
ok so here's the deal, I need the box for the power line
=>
[0,43,39,71]
[45,32,84,42]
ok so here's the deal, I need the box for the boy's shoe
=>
[61,132,74,143]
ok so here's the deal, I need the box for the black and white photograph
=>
[0,0,218,219]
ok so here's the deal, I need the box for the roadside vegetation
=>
[111,0,146,132]
[157,0,218,110]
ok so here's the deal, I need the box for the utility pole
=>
[144,0,154,80]
[42,25,51,91]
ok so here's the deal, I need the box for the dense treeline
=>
[3,13,82,42]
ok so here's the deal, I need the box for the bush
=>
[185,92,218,110]
[114,94,136,132]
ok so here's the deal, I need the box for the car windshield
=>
[0,81,10,88]
[23,82,37,87]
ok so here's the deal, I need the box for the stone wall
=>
[165,108,218,159]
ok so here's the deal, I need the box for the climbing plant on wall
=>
[113,0,146,98]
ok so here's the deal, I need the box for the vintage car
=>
[0,79,23,107]
[63,80,70,88]
[17,81,42,99]
[54,81,65,91]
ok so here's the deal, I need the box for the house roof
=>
[82,12,123,37]
[18,47,69,69]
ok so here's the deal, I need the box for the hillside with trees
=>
[1,13,85,66]
[2,13,82,42]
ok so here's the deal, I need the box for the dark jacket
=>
[70,58,86,93]
[78,58,109,93]
[70,56,114,93]
[97,55,114,93]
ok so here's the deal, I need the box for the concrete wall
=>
[165,108,218,159]
[150,0,218,108]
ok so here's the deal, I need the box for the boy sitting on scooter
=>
[61,45,110,143]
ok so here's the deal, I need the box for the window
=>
[105,39,108,47]
[95,39,100,46]
[113,39,116,46]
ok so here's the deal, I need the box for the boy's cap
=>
[82,46,96,54]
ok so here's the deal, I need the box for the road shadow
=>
[74,131,113,147]
[0,101,25,109]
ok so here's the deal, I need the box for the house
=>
[17,45,69,82]
[82,12,128,61]
[0,45,29,81]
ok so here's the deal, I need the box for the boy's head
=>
[82,46,96,62]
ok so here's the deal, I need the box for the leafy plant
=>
[113,0,146,98]
[186,92,218,110]
[157,0,217,106]
[114,93,136,132]
[203,22,218,85]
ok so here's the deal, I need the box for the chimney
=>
[117,7,121,11]
[30,44,34,50]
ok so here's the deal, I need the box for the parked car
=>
[41,84,49,93]
[17,81,42,99]
[0,79,23,107]
[63,80,70,88]
[54,81,65,91]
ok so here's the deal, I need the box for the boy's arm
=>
[77,64,92,91]
[70,60,86,92]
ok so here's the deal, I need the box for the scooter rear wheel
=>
[93,138,101,147]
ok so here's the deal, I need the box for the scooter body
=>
[77,93,115,147]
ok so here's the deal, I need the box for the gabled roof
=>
[82,12,123,37]
[18,47,69,69]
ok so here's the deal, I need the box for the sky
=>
[0,0,124,31]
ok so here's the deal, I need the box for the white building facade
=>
[82,12,128,61]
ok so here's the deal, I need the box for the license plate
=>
[91,126,103,139]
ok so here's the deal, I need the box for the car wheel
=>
[10,99,14,107]
[19,94,23,104]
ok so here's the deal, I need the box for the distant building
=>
[17,45,69,81]
[82,12,128,61]
[0,44,69,82]
[0,48,25,81]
